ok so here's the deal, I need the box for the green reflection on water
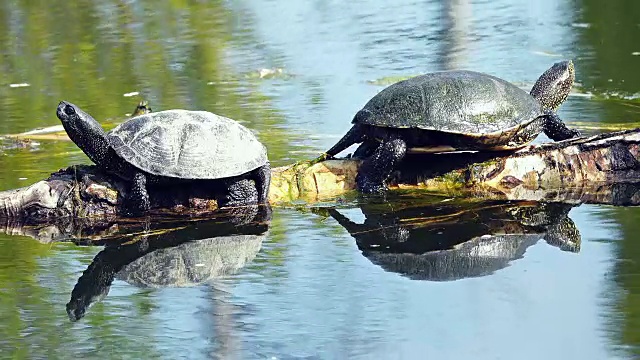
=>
[0,1,308,189]
[575,0,640,356]
[1,0,640,357]
[0,0,306,357]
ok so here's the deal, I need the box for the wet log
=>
[1,128,640,222]
[271,128,640,203]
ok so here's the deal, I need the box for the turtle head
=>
[56,101,110,166]
[131,100,152,117]
[56,101,98,131]
[530,60,575,111]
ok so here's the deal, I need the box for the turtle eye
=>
[64,105,76,116]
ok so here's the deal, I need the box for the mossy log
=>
[1,128,640,223]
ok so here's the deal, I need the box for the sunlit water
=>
[1,0,640,359]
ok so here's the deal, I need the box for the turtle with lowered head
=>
[56,101,271,216]
[312,60,581,194]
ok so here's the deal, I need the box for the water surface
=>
[1,0,640,359]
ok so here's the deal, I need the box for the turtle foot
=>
[543,113,582,141]
[355,138,406,195]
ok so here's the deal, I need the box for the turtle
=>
[312,60,581,194]
[131,100,152,117]
[56,101,271,216]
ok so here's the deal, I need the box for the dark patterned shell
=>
[356,70,544,135]
[106,110,268,179]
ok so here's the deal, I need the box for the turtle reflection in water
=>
[66,205,271,322]
[327,199,580,281]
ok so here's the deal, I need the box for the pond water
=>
[1,0,640,359]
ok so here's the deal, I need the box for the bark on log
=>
[2,128,640,224]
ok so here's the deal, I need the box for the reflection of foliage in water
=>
[574,0,640,356]
[573,0,640,126]
[0,1,301,357]
[0,1,305,192]
[602,209,640,357]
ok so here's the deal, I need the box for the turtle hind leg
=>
[219,178,258,207]
[217,177,269,223]
[251,163,271,204]
[542,113,581,141]
[123,172,150,217]
[356,138,407,194]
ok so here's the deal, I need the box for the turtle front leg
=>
[542,113,581,141]
[123,172,151,217]
[356,138,407,194]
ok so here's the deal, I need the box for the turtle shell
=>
[106,110,268,179]
[356,70,544,137]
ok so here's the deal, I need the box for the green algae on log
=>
[1,128,640,222]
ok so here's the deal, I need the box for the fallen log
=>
[1,128,640,222]
[273,128,640,203]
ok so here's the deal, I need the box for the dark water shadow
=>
[326,199,581,281]
[60,205,272,322]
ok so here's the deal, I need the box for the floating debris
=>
[245,68,294,80]
[632,52,640,56]
[567,121,640,131]
[571,22,591,28]
[367,75,418,86]
[569,91,594,99]
[21,125,65,136]
[0,137,42,150]
[123,91,139,97]
[531,50,563,58]
[258,68,282,78]
[9,83,30,88]
[18,177,27,181]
